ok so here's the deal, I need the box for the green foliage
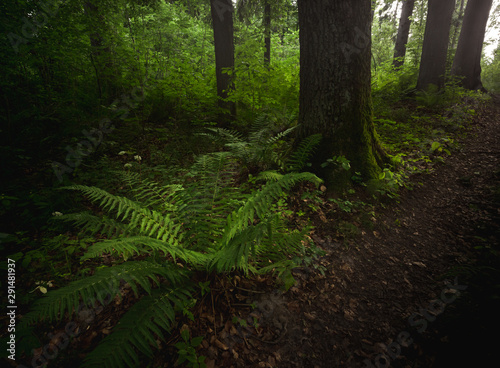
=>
[20,150,321,367]
[21,261,186,325]
[288,134,322,172]
[482,45,500,93]
[199,115,321,177]
[415,84,446,108]
[4,0,497,366]
[83,286,193,368]
[174,329,206,368]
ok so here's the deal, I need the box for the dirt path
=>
[202,96,500,368]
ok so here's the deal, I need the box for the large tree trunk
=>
[393,0,415,69]
[416,0,456,91]
[451,0,493,91]
[296,0,386,188]
[210,0,236,125]
[263,0,271,67]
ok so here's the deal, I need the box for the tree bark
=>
[451,0,493,91]
[84,1,115,102]
[296,0,386,188]
[263,0,271,67]
[416,0,456,91]
[449,0,466,56]
[210,0,236,125]
[393,0,415,69]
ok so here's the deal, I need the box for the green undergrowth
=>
[6,118,327,368]
[370,86,490,199]
[2,86,491,368]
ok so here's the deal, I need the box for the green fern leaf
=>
[21,261,185,325]
[287,134,322,172]
[222,172,321,246]
[81,286,193,368]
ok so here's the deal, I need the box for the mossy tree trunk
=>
[296,0,387,189]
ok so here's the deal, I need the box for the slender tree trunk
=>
[416,0,456,91]
[393,0,415,69]
[296,0,386,188]
[451,0,493,91]
[84,1,115,102]
[210,0,236,125]
[263,0,271,67]
[449,0,466,54]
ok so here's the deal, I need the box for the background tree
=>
[451,0,494,90]
[84,1,117,102]
[393,0,415,69]
[210,0,236,124]
[296,0,386,188]
[448,0,466,68]
[263,0,271,66]
[416,0,456,90]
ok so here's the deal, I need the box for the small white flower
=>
[52,211,63,216]
[118,151,126,155]
[124,163,132,168]
[134,155,142,161]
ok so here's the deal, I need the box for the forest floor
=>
[5,96,499,368]
[184,96,500,368]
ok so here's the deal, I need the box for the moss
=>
[312,101,388,192]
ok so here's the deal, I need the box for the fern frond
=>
[21,261,184,325]
[120,171,184,210]
[256,170,284,182]
[197,127,243,145]
[63,185,184,249]
[222,172,322,247]
[266,126,296,146]
[210,222,267,274]
[58,212,134,238]
[248,113,271,144]
[63,185,144,221]
[81,286,193,368]
[82,236,207,265]
[287,134,322,172]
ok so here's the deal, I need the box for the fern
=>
[81,286,192,368]
[27,133,324,368]
[198,117,322,178]
[58,212,131,238]
[221,172,321,247]
[63,185,184,247]
[287,133,322,172]
[21,261,185,325]
[198,115,296,175]
[120,171,184,211]
[81,236,206,265]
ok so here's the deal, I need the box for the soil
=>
[189,95,500,368]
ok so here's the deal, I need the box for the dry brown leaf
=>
[214,339,229,351]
